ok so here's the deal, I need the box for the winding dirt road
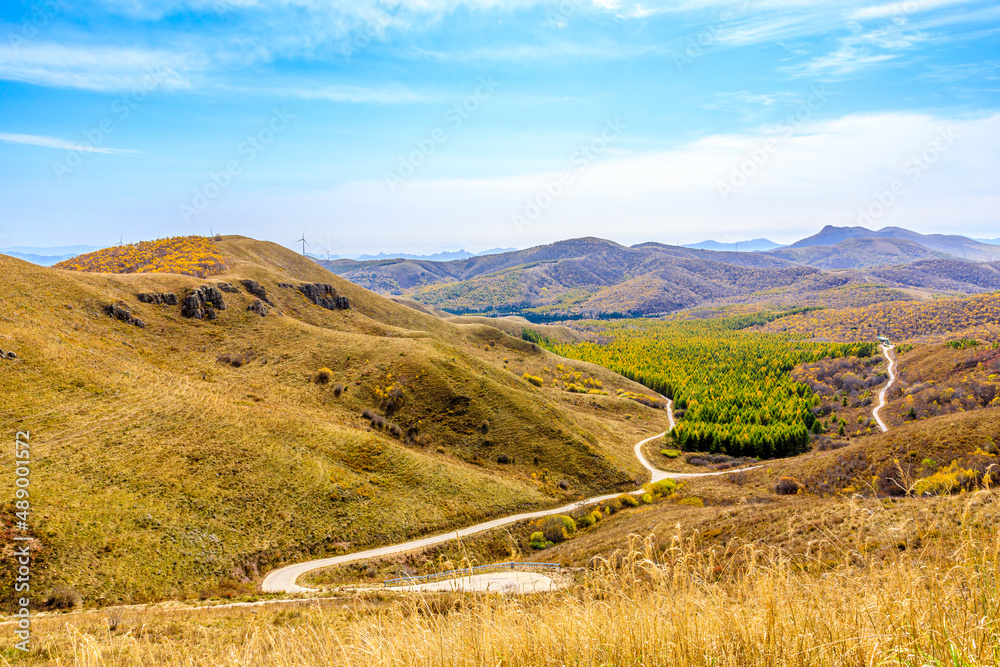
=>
[872,344,897,433]
[262,397,759,594]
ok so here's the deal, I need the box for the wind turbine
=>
[118,234,124,246]
[296,231,308,256]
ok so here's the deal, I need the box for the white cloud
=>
[851,0,971,20]
[0,133,140,154]
[186,112,1000,253]
[0,42,194,92]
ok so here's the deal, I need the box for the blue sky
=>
[0,0,998,256]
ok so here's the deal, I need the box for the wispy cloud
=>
[0,133,140,154]
[220,81,433,104]
[0,42,194,92]
[851,0,972,20]
[409,40,666,63]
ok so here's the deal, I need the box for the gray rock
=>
[137,292,178,305]
[297,283,350,310]
[247,299,269,317]
[240,279,273,305]
[104,303,145,328]
[181,285,227,319]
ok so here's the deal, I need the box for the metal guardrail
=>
[384,562,561,587]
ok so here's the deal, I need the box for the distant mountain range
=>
[320,226,1000,319]
[0,245,101,266]
[317,247,517,262]
[683,238,782,252]
[789,225,1000,261]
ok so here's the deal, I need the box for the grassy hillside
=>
[327,234,1000,320]
[8,480,1000,665]
[758,291,1000,343]
[0,236,670,605]
[769,237,950,269]
[323,237,823,318]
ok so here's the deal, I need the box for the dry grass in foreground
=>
[16,492,1000,667]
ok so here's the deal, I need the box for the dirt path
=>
[262,398,761,594]
[872,344,897,433]
[392,571,558,593]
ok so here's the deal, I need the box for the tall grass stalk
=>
[33,492,1000,666]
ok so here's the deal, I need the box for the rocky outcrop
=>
[0,349,18,360]
[240,280,273,305]
[137,292,178,305]
[297,283,350,310]
[216,282,240,293]
[181,285,227,320]
[104,303,145,328]
[247,299,270,317]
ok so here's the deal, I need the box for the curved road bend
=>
[262,397,759,594]
[872,344,897,433]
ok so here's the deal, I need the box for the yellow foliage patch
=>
[54,236,228,278]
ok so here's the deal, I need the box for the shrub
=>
[497,454,513,464]
[774,476,804,495]
[646,479,679,499]
[316,368,334,384]
[576,513,595,529]
[661,449,680,458]
[600,498,623,515]
[528,531,548,550]
[333,383,344,397]
[642,493,653,504]
[618,493,640,508]
[679,497,704,507]
[436,446,446,454]
[480,420,489,434]
[44,584,81,610]
[522,373,544,387]
[529,515,577,544]
[912,461,982,496]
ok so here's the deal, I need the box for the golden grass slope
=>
[0,236,668,605]
[6,492,1000,666]
[758,291,1000,343]
[53,236,228,278]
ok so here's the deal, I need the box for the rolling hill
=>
[322,237,821,318]
[787,225,1000,261]
[768,237,951,269]
[323,227,1000,319]
[0,236,673,605]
